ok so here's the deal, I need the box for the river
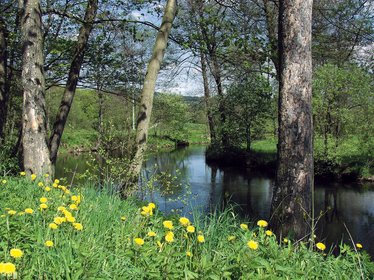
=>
[56,145,374,258]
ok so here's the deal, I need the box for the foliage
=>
[0,176,373,278]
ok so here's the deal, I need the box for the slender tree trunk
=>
[49,0,98,166]
[270,0,314,240]
[0,17,8,142]
[20,0,52,175]
[246,123,251,152]
[200,51,216,142]
[124,0,177,193]
[97,87,104,147]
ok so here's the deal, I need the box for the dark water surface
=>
[56,146,374,258]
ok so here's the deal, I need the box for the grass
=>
[1,175,373,279]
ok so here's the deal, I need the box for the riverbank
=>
[1,175,373,278]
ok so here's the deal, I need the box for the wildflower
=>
[44,174,49,178]
[356,243,363,249]
[10,249,23,259]
[49,223,58,230]
[165,231,174,243]
[20,171,26,176]
[45,240,54,247]
[120,216,126,221]
[69,204,78,210]
[52,183,58,188]
[54,179,60,184]
[0,262,16,274]
[265,230,273,236]
[197,235,205,243]
[18,212,25,216]
[45,187,51,192]
[186,251,192,257]
[25,208,34,214]
[8,210,17,215]
[147,231,157,237]
[186,225,195,233]
[163,220,174,230]
[73,223,83,231]
[240,223,248,230]
[40,203,48,210]
[31,174,37,181]
[65,190,71,195]
[1,180,6,184]
[247,240,259,250]
[54,217,64,225]
[257,220,268,228]
[71,195,78,202]
[57,206,66,212]
[38,182,44,187]
[134,238,144,246]
[227,235,236,241]
[316,242,326,251]
[283,238,289,244]
[179,217,190,226]
[66,216,76,223]
[148,202,156,209]
[141,205,153,216]
[40,197,48,203]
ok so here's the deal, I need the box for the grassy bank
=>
[1,175,373,279]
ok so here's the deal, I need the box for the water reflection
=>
[56,146,374,258]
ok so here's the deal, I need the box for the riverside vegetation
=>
[0,174,373,279]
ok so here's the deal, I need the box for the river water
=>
[56,145,374,258]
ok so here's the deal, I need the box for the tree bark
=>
[0,17,8,142]
[270,0,314,240]
[20,0,52,175]
[124,0,177,193]
[49,0,98,166]
[200,51,216,142]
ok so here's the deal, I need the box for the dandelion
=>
[10,249,23,259]
[283,238,289,244]
[134,238,144,246]
[57,206,66,212]
[44,173,49,178]
[165,231,174,243]
[316,242,326,251]
[1,180,6,184]
[179,217,190,226]
[147,231,157,237]
[227,235,236,241]
[8,210,17,215]
[45,187,51,192]
[25,208,34,214]
[356,243,363,249]
[66,216,76,223]
[40,197,48,203]
[163,220,174,230]
[54,179,60,184]
[20,171,26,176]
[186,251,192,257]
[257,220,268,228]
[0,262,16,274]
[186,225,195,233]
[247,240,259,250]
[197,235,205,243]
[240,223,248,230]
[141,205,153,216]
[38,182,44,187]
[31,174,37,181]
[45,240,54,247]
[53,183,58,188]
[148,202,156,209]
[69,204,78,210]
[265,230,273,236]
[120,216,126,221]
[54,217,64,225]
[71,195,78,202]
[40,203,48,210]
[49,223,58,230]
[73,223,83,231]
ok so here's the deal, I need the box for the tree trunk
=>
[20,0,52,175]
[246,123,251,152]
[124,0,177,193]
[200,51,216,142]
[0,17,8,142]
[270,0,314,240]
[97,88,104,147]
[49,0,98,166]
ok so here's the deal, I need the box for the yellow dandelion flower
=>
[17,212,25,216]
[8,210,17,215]
[147,231,157,237]
[40,197,48,203]
[0,214,5,218]
[25,208,34,214]
[120,216,126,221]
[10,249,23,259]
[197,235,205,243]
[49,223,58,230]
[257,220,268,227]
[45,240,54,247]
[31,174,37,181]
[247,240,259,250]
[316,242,326,251]
[45,187,51,192]
[69,204,78,210]
[265,230,273,236]
[54,179,60,184]
[57,206,66,212]
[134,238,144,246]
[38,182,44,187]
[40,203,48,210]
[0,262,16,274]
[20,171,26,176]
[165,231,174,243]
[44,173,49,178]
[71,195,78,202]
[186,251,192,257]
[163,220,174,230]
[54,217,64,225]
[1,180,6,184]
[186,225,195,233]
[52,183,58,188]
[356,243,363,249]
[148,202,156,209]
[73,223,83,231]
[179,217,190,226]
[66,216,76,223]
[227,235,236,241]
[65,190,71,195]
[240,223,248,230]
[283,238,289,244]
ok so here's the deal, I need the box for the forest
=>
[0,0,374,278]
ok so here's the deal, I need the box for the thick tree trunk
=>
[200,51,216,142]
[0,17,8,142]
[49,0,98,166]
[270,0,314,240]
[20,0,52,175]
[124,0,177,193]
